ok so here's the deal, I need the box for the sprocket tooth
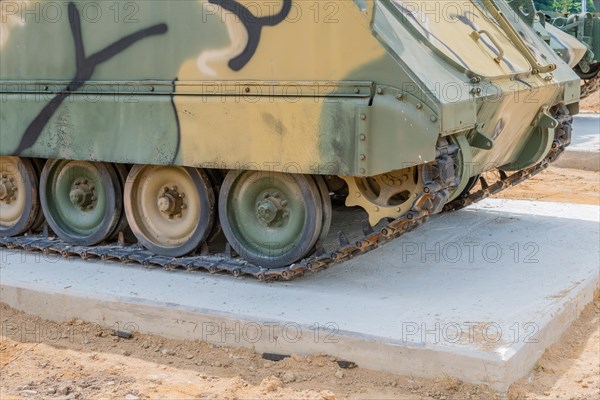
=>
[367,212,385,227]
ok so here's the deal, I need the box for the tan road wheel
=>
[219,171,323,269]
[313,176,332,242]
[40,160,122,245]
[124,165,215,257]
[0,157,41,237]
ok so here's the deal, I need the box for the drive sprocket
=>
[342,166,423,226]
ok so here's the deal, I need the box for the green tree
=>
[538,0,597,13]
[534,0,556,11]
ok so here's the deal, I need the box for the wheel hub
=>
[255,192,289,226]
[157,186,186,219]
[69,179,96,211]
[0,175,18,204]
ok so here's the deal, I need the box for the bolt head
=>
[181,204,187,210]
[172,186,178,192]
[416,103,422,109]
[360,134,366,141]
[157,196,171,212]
[360,114,367,121]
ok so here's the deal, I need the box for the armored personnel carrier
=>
[0,0,580,279]
[549,11,600,97]
[522,1,600,97]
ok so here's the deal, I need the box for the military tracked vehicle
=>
[526,2,600,98]
[549,11,600,97]
[0,0,579,279]
[508,1,598,97]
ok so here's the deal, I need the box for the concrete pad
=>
[555,114,600,171]
[1,199,598,392]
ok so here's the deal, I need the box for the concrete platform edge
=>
[2,273,598,392]
[501,274,599,387]
[554,151,600,171]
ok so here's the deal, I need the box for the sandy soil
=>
[1,155,599,400]
[580,91,599,114]
[493,167,599,206]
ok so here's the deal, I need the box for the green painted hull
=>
[0,0,581,178]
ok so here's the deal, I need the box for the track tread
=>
[0,110,573,282]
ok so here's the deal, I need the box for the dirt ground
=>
[580,92,599,114]
[494,166,599,206]
[1,165,599,399]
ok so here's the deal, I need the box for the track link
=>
[0,110,573,282]
[580,73,600,100]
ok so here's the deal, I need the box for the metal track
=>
[580,73,600,100]
[0,110,572,282]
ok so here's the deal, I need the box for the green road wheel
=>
[124,165,215,257]
[0,157,41,237]
[219,171,323,269]
[40,160,122,245]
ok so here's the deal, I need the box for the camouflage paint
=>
[0,0,580,179]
